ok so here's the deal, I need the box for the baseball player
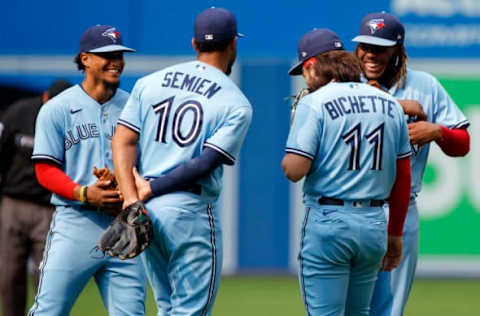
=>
[0,79,71,316]
[283,28,412,316]
[351,12,470,316]
[110,7,252,316]
[29,25,146,315]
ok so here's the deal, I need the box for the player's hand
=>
[398,99,427,121]
[381,235,403,271]
[133,167,153,202]
[408,121,442,146]
[87,179,123,215]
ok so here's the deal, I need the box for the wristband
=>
[79,186,86,203]
[83,186,89,204]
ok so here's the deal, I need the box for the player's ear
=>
[192,38,199,53]
[224,37,236,57]
[41,91,49,104]
[80,53,90,69]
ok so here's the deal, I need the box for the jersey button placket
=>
[99,108,107,167]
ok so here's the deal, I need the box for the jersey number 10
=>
[342,123,384,171]
[152,96,203,147]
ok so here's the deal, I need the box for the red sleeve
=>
[35,162,78,200]
[387,157,411,236]
[436,127,470,157]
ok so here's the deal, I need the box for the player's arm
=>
[282,99,317,182]
[135,104,252,201]
[408,121,470,156]
[35,161,121,206]
[281,153,312,182]
[382,156,411,271]
[435,126,469,156]
[409,76,470,154]
[134,147,227,201]
[111,124,140,208]
[34,161,78,200]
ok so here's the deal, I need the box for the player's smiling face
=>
[355,43,396,80]
[84,51,125,84]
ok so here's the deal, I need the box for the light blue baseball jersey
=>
[286,82,411,202]
[118,61,252,202]
[29,85,146,316]
[32,85,126,205]
[387,68,469,195]
[369,68,470,316]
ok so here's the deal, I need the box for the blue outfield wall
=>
[238,61,292,270]
[3,1,480,58]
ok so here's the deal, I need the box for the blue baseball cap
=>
[194,7,243,42]
[289,28,344,76]
[352,12,405,47]
[80,25,135,53]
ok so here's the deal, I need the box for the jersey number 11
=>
[342,123,384,171]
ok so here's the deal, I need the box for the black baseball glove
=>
[97,201,153,260]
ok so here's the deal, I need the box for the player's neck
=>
[81,77,117,104]
[197,53,230,74]
[376,67,399,90]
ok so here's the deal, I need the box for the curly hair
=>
[389,45,408,89]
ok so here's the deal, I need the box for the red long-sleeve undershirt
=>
[388,157,411,236]
[436,127,469,157]
[35,162,78,200]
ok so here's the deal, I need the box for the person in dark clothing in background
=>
[0,79,71,316]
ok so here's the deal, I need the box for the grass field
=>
[16,276,480,315]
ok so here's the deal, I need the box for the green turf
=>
[404,279,480,315]
[213,276,304,316]
[14,276,480,315]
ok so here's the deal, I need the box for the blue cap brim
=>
[288,61,304,76]
[352,35,397,47]
[88,45,136,53]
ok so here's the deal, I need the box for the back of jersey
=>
[286,82,411,202]
[119,61,252,201]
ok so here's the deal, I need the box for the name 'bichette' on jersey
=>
[32,85,126,206]
[118,61,252,202]
[286,82,411,203]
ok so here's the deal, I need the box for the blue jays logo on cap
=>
[352,12,405,47]
[102,27,121,43]
[80,25,135,53]
[367,19,385,34]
